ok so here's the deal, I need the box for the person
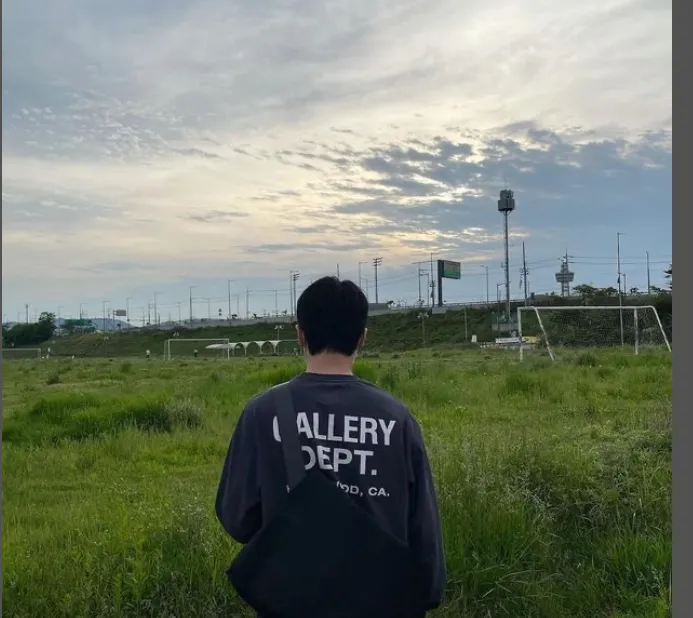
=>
[216,276,446,615]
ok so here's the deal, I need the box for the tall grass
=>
[1,351,671,617]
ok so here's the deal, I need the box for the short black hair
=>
[296,277,368,356]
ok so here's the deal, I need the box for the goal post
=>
[164,338,231,360]
[518,305,671,362]
[1,348,42,360]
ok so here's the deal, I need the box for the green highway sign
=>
[439,260,461,280]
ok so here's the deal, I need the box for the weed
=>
[0,348,671,618]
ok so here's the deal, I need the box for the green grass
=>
[1,349,672,617]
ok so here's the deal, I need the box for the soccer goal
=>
[164,338,231,360]
[1,347,42,360]
[517,305,671,362]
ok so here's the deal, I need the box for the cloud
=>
[185,210,249,223]
[1,0,671,315]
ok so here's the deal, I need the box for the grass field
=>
[1,349,672,617]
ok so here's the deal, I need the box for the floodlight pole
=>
[646,251,651,297]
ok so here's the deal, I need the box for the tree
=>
[664,264,672,290]
[2,312,56,347]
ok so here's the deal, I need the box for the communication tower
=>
[555,252,575,296]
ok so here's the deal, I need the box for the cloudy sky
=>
[2,0,671,322]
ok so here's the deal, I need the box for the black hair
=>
[296,277,368,356]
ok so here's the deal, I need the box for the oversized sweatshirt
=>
[216,372,446,610]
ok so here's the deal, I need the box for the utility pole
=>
[25,304,29,323]
[153,292,159,327]
[291,272,300,317]
[481,265,490,305]
[177,302,182,324]
[417,267,424,306]
[373,257,383,304]
[358,261,367,293]
[522,242,529,306]
[246,288,250,318]
[126,298,132,325]
[646,251,651,297]
[227,279,233,320]
[464,306,468,341]
[103,300,111,332]
[617,232,624,347]
[189,286,197,326]
[429,253,435,308]
[336,264,340,278]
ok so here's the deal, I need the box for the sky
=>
[2,0,672,323]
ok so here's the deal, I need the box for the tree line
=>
[2,312,56,348]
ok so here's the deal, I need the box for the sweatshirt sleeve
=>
[407,416,446,609]
[215,403,262,544]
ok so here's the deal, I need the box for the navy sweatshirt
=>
[216,372,446,611]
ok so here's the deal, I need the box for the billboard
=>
[114,309,127,317]
[438,260,461,280]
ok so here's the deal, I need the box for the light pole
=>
[291,272,300,317]
[189,286,198,326]
[373,257,383,304]
[102,300,112,332]
[153,291,159,327]
[358,261,368,293]
[480,265,489,305]
[417,268,424,307]
[227,279,234,320]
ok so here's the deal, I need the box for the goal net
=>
[1,347,42,360]
[517,305,671,361]
[164,338,231,360]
